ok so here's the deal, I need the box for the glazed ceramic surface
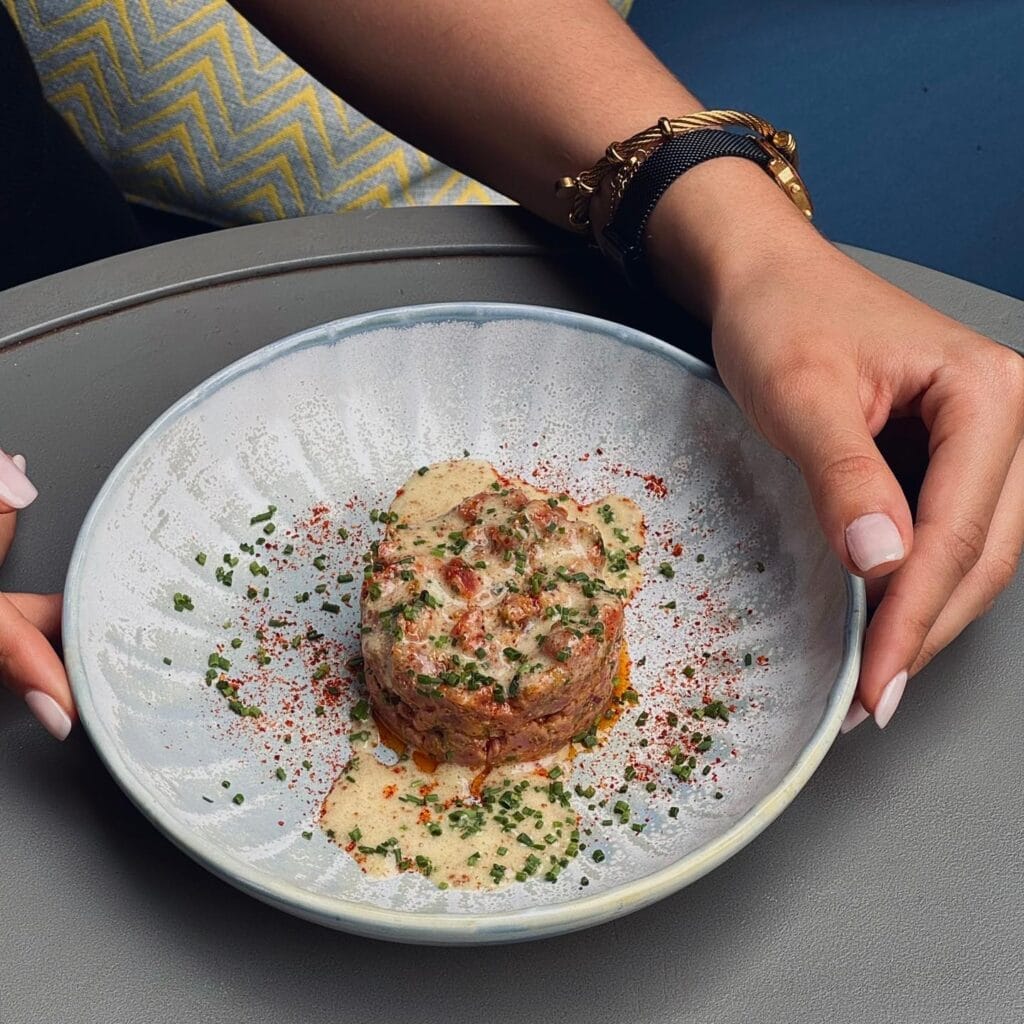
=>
[64,303,864,944]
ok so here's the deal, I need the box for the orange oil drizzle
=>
[598,644,633,733]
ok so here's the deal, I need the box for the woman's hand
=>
[0,453,72,740]
[712,239,1024,730]
[645,166,1024,732]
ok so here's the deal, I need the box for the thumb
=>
[762,371,913,579]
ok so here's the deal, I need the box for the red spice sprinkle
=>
[193,451,772,844]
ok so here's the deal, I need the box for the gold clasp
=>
[758,142,814,220]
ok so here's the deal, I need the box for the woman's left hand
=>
[0,455,70,740]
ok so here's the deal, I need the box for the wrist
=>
[639,156,829,321]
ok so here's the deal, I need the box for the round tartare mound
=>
[360,482,628,766]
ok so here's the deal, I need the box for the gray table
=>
[1,208,1021,1024]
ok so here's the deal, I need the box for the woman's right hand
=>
[0,452,72,740]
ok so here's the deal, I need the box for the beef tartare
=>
[360,460,643,766]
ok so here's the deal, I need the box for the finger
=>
[762,364,912,579]
[0,507,14,566]
[5,592,63,644]
[908,441,1024,675]
[857,359,1024,728]
[0,451,37,514]
[0,593,74,740]
[0,454,28,564]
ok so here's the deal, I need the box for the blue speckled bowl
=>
[64,303,864,944]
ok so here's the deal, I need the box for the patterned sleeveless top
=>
[6,0,631,225]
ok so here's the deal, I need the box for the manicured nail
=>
[24,690,72,741]
[845,513,904,572]
[0,450,37,509]
[874,670,908,729]
[840,699,870,734]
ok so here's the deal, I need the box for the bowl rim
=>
[64,301,865,945]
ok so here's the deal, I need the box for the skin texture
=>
[4,1,1022,736]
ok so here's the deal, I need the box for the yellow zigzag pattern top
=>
[7,0,632,225]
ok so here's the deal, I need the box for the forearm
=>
[233,1,696,219]
[233,0,823,317]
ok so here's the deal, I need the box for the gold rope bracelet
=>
[556,109,812,231]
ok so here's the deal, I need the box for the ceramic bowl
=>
[64,303,864,944]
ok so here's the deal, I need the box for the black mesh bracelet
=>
[601,129,772,289]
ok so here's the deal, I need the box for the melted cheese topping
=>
[391,459,645,597]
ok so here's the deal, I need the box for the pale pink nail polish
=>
[845,513,904,572]
[24,690,72,741]
[874,670,908,729]
[841,699,870,734]
[0,450,37,509]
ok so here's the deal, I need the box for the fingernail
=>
[0,450,38,509]
[840,699,870,734]
[874,670,908,729]
[845,513,904,572]
[24,690,72,741]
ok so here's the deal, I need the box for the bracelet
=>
[555,109,811,231]
[600,129,781,289]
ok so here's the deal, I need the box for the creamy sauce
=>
[391,459,645,597]
[322,460,645,889]
[321,729,580,889]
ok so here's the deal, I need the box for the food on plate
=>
[360,459,645,767]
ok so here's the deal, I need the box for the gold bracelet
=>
[556,109,810,231]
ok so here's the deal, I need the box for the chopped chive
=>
[249,506,276,525]
[232,793,245,805]
[162,657,172,666]
[195,552,207,566]
[321,602,341,614]
[658,561,675,579]
[275,767,286,781]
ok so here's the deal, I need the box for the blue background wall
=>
[629,1,1024,298]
